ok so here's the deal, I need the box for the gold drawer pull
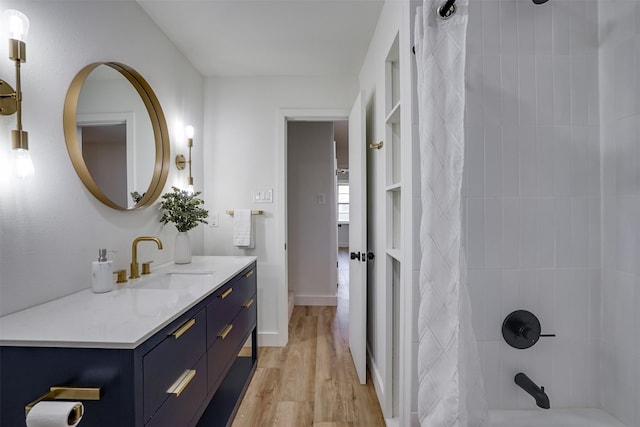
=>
[219,287,233,299]
[218,324,233,339]
[243,298,254,308]
[166,369,196,397]
[244,269,254,278]
[171,318,196,339]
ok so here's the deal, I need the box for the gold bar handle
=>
[49,387,101,400]
[226,210,263,216]
[166,369,196,397]
[171,318,196,340]
[369,141,383,150]
[219,287,233,299]
[218,324,233,339]
[243,298,254,308]
[244,269,254,278]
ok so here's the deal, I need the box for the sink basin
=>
[130,272,214,290]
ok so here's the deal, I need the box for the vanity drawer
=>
[207,293,257,392]
[143,309,206,423]
[206,266,256,347]
[146,354,207,427]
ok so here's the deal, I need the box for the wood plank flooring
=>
[232,249,386,427]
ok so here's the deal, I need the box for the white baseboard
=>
[367,345,388,417]
[384,417,400,427]
[258,330,287,347]
[410,412,419,426]
[294,294,337,306]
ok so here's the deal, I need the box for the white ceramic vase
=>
[174,231,192,264]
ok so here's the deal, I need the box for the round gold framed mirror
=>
[63,62,170,210]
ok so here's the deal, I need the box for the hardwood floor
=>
[232,248,385,427]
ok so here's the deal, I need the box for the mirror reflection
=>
[63,62,170,211]
[76,65,155,208]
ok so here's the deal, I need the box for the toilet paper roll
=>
[26,401,84,427]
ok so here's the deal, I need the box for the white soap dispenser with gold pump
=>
[92,249,114,293]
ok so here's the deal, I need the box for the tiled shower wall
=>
[599,2,640,426]
[463,0,601,409]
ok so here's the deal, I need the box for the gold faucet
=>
[130,236,163,279]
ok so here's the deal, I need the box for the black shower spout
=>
[515,372,550,409]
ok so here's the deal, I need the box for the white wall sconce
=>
[0,9,33,178]
[175,125,194,194]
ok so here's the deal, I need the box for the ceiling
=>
[136,0,384,77]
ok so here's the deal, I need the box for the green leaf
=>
[158,187,209,232]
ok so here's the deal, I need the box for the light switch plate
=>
[210,212,219,227]
[254,188,273,203]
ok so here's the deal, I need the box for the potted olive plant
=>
[159,187,209,264]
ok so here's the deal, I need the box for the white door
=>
[348,91,367,385]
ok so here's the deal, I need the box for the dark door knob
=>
[350,251,361,261]
[367,252,375,260]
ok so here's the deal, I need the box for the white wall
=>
[201,76,357,345]
[0,1,204,316]
[464,0,601,410]
[599,2,640,425]
[287,121,337,306]
[334,119,349,169]
[338,223,349,247]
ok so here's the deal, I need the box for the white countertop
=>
[0,256,256,349]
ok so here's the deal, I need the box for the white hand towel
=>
[233,209,254,248]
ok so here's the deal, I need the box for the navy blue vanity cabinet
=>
[146,355,208,427]
[0,261,258,427]
[199,263,258,427]
[143,308,207,425]
[0,345,138,426]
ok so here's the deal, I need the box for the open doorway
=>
[334,119,350,311]
[275,96,368,391]
[286,120,348,315]
[78,122,128,207]
[335,120,350,245]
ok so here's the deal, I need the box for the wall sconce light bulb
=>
[2,10,31,178]
[12,147,34,178]
[4,9,29,41]
[185,176,194,195]
[185,125,194,139]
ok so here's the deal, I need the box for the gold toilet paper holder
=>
[25,386,101,422]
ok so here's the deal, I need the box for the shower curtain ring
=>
[437,0,456,20]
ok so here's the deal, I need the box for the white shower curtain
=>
[414,1,488,426]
